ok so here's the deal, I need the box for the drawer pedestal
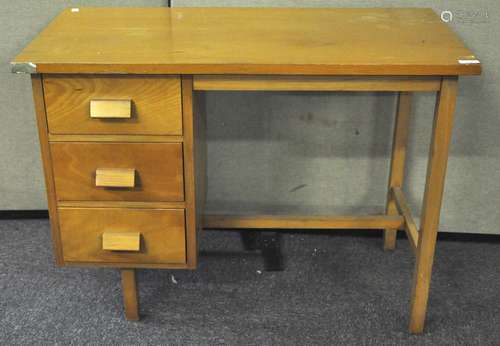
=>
[30,74,203,320]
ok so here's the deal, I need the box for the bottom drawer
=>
[58,208,186,265]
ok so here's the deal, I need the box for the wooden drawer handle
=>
[90,99,132,118]
[102,232,141,251]
[95,168,135,188]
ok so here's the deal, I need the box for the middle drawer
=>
[51,142,184,202]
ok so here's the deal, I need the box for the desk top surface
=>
[13,7,481,76]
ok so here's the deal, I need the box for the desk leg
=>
[241,231,261,251]
[409,77,458,333]
[121,269,140,321]
[384,92,412,250]
[261,232,284,271]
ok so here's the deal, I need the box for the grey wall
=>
[174,0,500,234]
[1,1,168,209]
[2,1,498,233]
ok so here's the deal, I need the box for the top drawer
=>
[43,75,182,135]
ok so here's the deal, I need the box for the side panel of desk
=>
[31,74,64,265]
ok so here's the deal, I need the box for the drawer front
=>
[59,208,186,264]
[44,75,182,135]
[51,142,184,202]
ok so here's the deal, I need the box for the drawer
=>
[51,142,184,202]
[43,75,182,135]
[59,208,186,264]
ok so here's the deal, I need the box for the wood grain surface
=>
[203,214,405,230]
[44,75,182,135]
[121,269,140,320]
[384,92,412,250]
[194,76,442,91]
[59,207,186,265]
[51,142,184,202]
[31,75,64,265]
[14,8,480,75]
[409,77,459,333]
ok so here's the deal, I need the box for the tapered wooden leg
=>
[409,77,458,333]
[121,269,140,321]
[384,92,412,250]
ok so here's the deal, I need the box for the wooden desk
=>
[12,7,481,333]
